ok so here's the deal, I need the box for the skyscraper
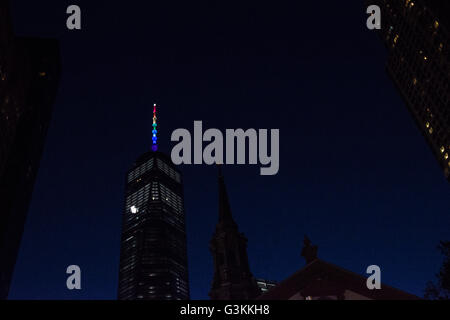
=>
[370,0,450,181]
[0,1,61,299]
[118,105,190,300]
[209,168,261,300]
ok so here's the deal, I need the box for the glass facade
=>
[118,151,189,300]
[371,0,450,181]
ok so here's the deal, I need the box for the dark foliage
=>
[425,241,450,300]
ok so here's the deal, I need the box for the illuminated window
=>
[39,72,46,77]
[445,153,449,160]
[429,127,433,134]
[393,34,399,44]
[405,0,411,7]
[423,56,428,61]
[126,183,151,217]
[412,78,417,85]
[441,146,446,153]
[439,43,443,51]
[434,20,439,29]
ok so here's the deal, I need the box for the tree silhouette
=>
[425,241,450,300]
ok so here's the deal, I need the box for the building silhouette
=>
[257,237,420,300]
[118,106,189,300]
[370,0,450,181]
[0,1,60,299]
[209,168,261,300]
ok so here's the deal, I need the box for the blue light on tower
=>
[152,104,158,152]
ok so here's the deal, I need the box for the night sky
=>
[8,1,450,299]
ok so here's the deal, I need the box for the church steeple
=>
[217,166,237,227]
[209,168,261,300]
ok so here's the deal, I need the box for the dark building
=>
[118,136,190,299]
[209,168,261,300]
[370,0,450,181]
[257,237,419,300]
[0,1,60,299]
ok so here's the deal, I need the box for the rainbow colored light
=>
[152,103,158,151]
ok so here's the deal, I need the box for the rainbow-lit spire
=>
[152,103,158,151]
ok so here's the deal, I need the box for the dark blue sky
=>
[8,1,450,299]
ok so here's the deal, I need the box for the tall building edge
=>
[368,0,450,181]
[0,2,61,299]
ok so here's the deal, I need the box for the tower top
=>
[152,103,158,152]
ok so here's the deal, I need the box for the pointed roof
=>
[258,237,419,300]
[217,166,237,228]
[257,258,420,300]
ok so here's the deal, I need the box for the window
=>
[151,182,159,200]
[160,183,183,215]
[393,34,399,45]
[128,158,154,182]
[126,183,151,215]
[434,20,439,29]
[157,159,181,183]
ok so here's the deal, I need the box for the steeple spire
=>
[152,104,158,152]
[217,166,236,226]
[209,167,261,300]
